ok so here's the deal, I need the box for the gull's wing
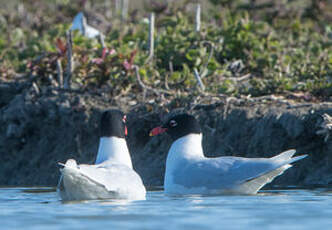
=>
[173,150,307,191]
[74,163,145,193]
[59,161,146,200]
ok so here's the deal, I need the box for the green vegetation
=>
[0,0,331,100]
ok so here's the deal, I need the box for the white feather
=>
[57,137,146,201]
[164,134,307,195]
[95,137,133,168]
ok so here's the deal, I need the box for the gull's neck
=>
[168,134,204,161]
[95,136,133,168]
[164,134,204,189]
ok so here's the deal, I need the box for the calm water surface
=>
[0,187,331,230]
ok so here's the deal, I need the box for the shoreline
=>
[1,80,331,187]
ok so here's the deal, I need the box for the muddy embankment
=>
[1,80,332,188]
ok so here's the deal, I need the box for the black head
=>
[100,109,127,138]
[161,113,201,141]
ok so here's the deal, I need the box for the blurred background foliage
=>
[0,0,331,99]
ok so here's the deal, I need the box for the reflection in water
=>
[98,199,136,212]
[0,187,332,230]
[21,187,57,193]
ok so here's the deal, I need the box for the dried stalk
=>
[195,4,201,32]
[56,59,63,88]
[105,0,112,18]
[165,73,170,90]
[235,73,252,82]
[121,0,128,22]
[31,82,40,95]
[99,33,105,49]
[48,74,59,87]
[218,73,252,82]
[134,65,170,99]
[169,59,174,76]
[193,68,205,91]
[64,31,73,89]
[316,113,332,142]
[115,0,121,14]
[165,59,174,90]
[17,3,24,14]
[200,41,214,78]
[135,65,147,100]
[146,13,155,63]
[223,97,236,119]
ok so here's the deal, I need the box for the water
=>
[0,187,331,230]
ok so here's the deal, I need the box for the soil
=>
[1,79,332,188]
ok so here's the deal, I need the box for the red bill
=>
[149,126,168,136]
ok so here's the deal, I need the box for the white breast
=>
[164,134,204,193]
[95,137,133,168]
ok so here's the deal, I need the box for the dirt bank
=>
[1,80,331,188]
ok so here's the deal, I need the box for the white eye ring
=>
[169,120,177,127]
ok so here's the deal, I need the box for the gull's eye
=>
[122,115,127,123]
[169,120,177,127]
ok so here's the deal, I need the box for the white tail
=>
[271,149,296,161]
[271,149,307,164]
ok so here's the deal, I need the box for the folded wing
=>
[58,161,146,200]
[173,150,307,194]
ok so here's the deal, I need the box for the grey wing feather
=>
[77,163,144,192]
[174,157,290,190]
